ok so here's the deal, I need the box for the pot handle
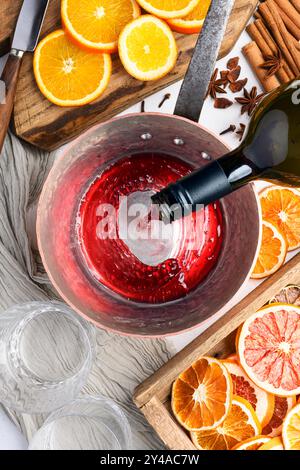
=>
[174,0,235,123]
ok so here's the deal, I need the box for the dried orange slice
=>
[259,436,284,450]
[262,395,296,437]
[251,220,287,279]
[135,0,200,19]
[167,0,211,34]
[191,396,261,450]
[222,355,275,428]
[172,356,232,431]
[34,30,112,107]
[232,435,271,450]
[282,403,300,449]
[238,304,300,397]
[118,15,178,81]
[260,186,300,251]
[61,0,141,53]
[270,285,300,305]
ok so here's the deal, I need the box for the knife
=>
[0,0,49,153]
[174,0,236,122]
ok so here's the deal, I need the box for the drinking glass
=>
[0,301,94,413]
[29,396,132,450]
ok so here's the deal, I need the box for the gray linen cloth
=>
[0,133,172,449]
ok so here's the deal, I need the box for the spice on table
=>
[236,123,246,141]
[214,97,233,109]
[235,86,265,116]
[227,66,241,83]
[141,100,145,112]
[229,78,248,93]
[206,69,228,99]
[158,93,171,108]
[227,56,239,70]
[219,124,236,136]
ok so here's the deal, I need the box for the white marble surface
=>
[0,28,293,450]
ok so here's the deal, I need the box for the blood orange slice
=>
[238,304,300,396]
[259,437,284,450]
[172,356,232,431]
[262,395,296,437]
[232,435,271,450]
[222,355,275,427]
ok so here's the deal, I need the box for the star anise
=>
[206,68,227,99]
[261,50,282,78]
[235,86,266,116]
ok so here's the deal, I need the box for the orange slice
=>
[118,15,178,81]
[61,0,141,53]
[238,304,300,397]
[282,403,300,449]
[260,186,300,251]
[222,355,275,428]
[167,0,211,34]
[191,396,261,450]
[135,0,200,19]
[171,356,232,431]
[251,220,287,279]
[259,436,284,450]
[270,285,300,305]
[232,435,271,450]
[262,396,296,437]
[34,30,111,107]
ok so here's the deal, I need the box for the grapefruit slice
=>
[262,395,296,437]
[222,355,275,427]
[191,396,261,450]
[259,436,284,450]
[238,304,300,396]
[232,435,271,450]
[282,403,300,450]
[171,356,232,431]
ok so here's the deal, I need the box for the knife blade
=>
[12,0,49,52]
[174,0,235,122]
[0,0,49,155]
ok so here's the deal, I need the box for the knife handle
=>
[0,51,23,154]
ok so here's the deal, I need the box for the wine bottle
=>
[152,79,300,220]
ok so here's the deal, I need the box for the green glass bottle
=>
[152,79,300,218]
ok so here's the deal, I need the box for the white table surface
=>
[0,29,293,450]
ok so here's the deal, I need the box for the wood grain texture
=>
[0,0,258,151]
[134,251,300,449]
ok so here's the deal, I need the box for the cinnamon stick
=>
[275,4,300,40]
[242,41,281,91]
[247,21,292,83]
[273,0,300,31]
[290,0,300,14]
[259,1,300,75]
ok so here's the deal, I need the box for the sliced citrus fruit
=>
[232,435,271,450]
[270,285,300,306]
[118,15,178,81]
[222,355,275,427]
[259,436,284,450]
[251,220,287,279]
[262,396,296,437]
[34,30,112,107]
[191,396,261,450]
[167,0,211,34]
[238,304,300,397]
[135,0,200,19]
[282,403,300,449]
[171,356,232,431]
[61,0,141,53]
[260,186,300,251]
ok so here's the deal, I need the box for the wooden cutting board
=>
[1,0,258,151]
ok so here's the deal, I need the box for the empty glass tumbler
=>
[0,301,94,413]
[29,396,132,450]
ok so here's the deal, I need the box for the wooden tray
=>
[0,0,258,151]
[134,251,300,450]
